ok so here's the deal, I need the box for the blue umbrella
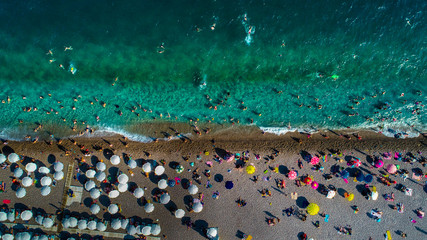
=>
[364,174,373,183]
[168,179,176,187]
[225,181,234,189]
[356,172,365,182]
[340,170,349,179]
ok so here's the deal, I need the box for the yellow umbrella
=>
[306,203,319,215]
[347,193,354,201]
[246,165,255,174]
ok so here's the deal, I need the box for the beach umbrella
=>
[90,188,101,199]
[15,232,31,240]
[22,177,33,187]
[175,165,184,174]
[311,181,319,190]
[118,183,128,192]
[0,212,7,221]
[347,193,355,201]
[136,225,144,235]
[7,211,15,222]
[87,220,97,230]
[127,160,137,169]
[62,218,71,228]
[364,174,373,183]
[374,159,384,168]
[160,194,170,204]
[288,170,297,180]
[96,162,106,171]
[175,209,185,218]
[246,165,255,174]
[97,222,107,232]
[158,179,167,189]
[78,219,87,230]
[310,156,320,165]
[42,218,54,228]
[0,154,6,164]
[144,203,154,213]
[188,184,198,195]
[14,168,24,178]
[38,166,50,174]
[303,176,312,185]
[340,170,349,179]
[95,171,106,182]
[86,169,96,178]
[225,181,234,189]
[155,166,165,176]
[41,186,51,196]
[356,172,365,182]
[2,234,13,240]
[133,188,144,198]
[41,176,52,186]
[111,218,121,230]
[110,155,120,165]
[108,204,119,214]
[8,153,19,163]
[193,202,203,213]
[16,187,26,198]
[35,215,44,224]
[142,226,152,236]
[207,228,218,238]
[54,171,64,180]
[109,190,120,198]
[69,217,78,228]
[21,210,33,221]
[127,225,137,235]
[121,218,129,229]
[151,224,161,236]
[90,204,100,214]
[386,164,397,174]
[54,162,64,172]
[85,180,96,191]
[306,203,319,215]
[372,191,379,200]
[142,163,152,173]
[168,179,176,187]
[25,162,37,172]
[118,173,129,184]
[38,236,48,240]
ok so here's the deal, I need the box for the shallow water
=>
[0,0,425,140]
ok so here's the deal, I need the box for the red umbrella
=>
[303,176,312,185]
[3,199,11,204]
[353,158,361,167]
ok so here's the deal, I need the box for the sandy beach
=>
[0,125,426,240]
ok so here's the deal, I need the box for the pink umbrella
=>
[311,181,319,190]
[374,159,383,168]
[288,170,297,180]
[310,157,320,165]
[386,164,397,174]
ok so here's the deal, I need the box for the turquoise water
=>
[0,0,425,140]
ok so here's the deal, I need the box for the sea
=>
[0,0,425,142]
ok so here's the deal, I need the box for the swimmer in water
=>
[64,46,73,51]
[46,49,53,55]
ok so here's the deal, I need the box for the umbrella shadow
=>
[214,148,228,159]
[47,154,56,164]
[296,196,309,208]
[214,174,223,183]
[193,219,209,238]
[99,195,111,207]
[168,161,179,170]
[183,195,193,208]
[2,146,15,156]
[300,150,311,162]
[297,232,307,240]
[165,200,178,213]
[103,149,114,160]
[278,165,289,175]
[14,203,29,210]
[135,158,144,168]
[264,211,277,218]
[337,188,347,198]
[90,156,99,166]
[83,197,94,207]
[181,178,191,189]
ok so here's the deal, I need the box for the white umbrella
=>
[25,162,37,172]
[78,219,87,230]
[188,184,198,195]
[154,166,165,176]
[121,218,129,229]
[53,162,64,172]
[110,155,120,165]
[42,218,54,228]
[95,171,106,182]
[111,218,121,230]
[21,210,33,221]
[118,173,129,184]
[8,153,19,163]
[108,204,119,214]
[96,162,106,171]
[133,188,144,198]
[127,160,137,169]
[22,177,33,187]
[38,236,48,240]
[118,183,128,193]
[41,176,52,186]
[158,179,167,189]
[14,168,24,178]
[127,225,136,235]
[175,209,185,218]
[7,211,15,222]
[207,228,218,238]
[142,226,151,236]
[109,190,119,198]
[151,224,161,236]
[326,190,336,199]
[144,203,154,213]
[136,225,143,235]
[84,180,96,191]
[69,217,78,228]
[0,154,6,164]
[16,187,26,198]
[0,212,7,221]
[97,222,106,232]
[15,232,31,240]
[160,194,170,204]
[90,188,101,199]
[2,234,13,240]
[142,163,152,173]
[54,171,64,180]
[372,191,379,201]
[35,215,44,225]
[38,166,50,174]
[87,220,97,230]
[193,202,203,213]
[90,204,100,214]
[86,169,96,178]
[41,186,51,196]
[62,218,71,228]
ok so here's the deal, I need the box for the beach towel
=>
[325,214,329,222]
[405,188,413,196]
